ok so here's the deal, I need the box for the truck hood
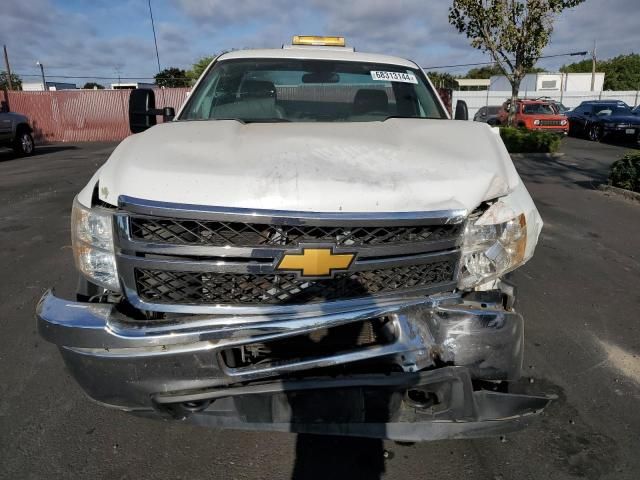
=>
[92,119,522,213]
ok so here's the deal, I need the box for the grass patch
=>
[500,127,562,154]
[609,151,640,193]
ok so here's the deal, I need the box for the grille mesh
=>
[135,261,456,305]
[538,120,563,126]
[129,217,462,248]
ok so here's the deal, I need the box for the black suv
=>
[567,100,639,142]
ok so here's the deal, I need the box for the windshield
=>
[179,58,446,122]
[593,104,633,116]
[522,103,557,115]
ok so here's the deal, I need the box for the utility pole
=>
[36,61,46,91]
[3,45,13,90]
[148,0,161,74]
[590,40,597,92]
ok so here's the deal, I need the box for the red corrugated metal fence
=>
[0,88,190,143]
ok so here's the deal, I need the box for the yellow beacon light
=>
[292,35,346,47]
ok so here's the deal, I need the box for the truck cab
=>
[37,37,548,441]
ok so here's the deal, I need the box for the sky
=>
[1,0,638,87]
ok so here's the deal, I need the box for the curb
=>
[510,152,566,159]
[598,184,640,202]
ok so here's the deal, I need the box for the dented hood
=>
[93,119,521,213]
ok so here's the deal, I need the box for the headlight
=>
[560,119,567,126]
[533,119,540,126]
[71,197,120,291]
[458,202,527,289]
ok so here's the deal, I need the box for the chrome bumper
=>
[37,290,550,440]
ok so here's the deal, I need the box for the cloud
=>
[0,0,201,85]
[0,0,638,86]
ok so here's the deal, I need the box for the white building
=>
[110,82,155,90]
[22,81,77,91]
[488,72,605,93]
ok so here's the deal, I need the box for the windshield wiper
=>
[242,118,291,124]
[382,115,442,121]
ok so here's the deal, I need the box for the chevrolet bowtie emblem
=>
[276,248,355,277]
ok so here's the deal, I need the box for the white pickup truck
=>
[38,36,549,441]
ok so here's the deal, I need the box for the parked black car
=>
[567,100,640,142]
[473,105,501,124]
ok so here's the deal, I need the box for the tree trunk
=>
[508,81,520,127]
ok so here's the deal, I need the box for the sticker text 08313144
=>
[370,71,418,84]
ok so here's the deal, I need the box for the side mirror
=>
[454,100,469,121]
[129,88,157,133]
[128,89,176,133]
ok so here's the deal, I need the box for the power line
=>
[421,51,588,70]
[148,0,162,73]
[16,73,158,80]
[12,50,590,80]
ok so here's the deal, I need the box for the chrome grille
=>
[135,260,456,305]
[538,120,563,126]
[116,196,466,313]
[129,216,463,247]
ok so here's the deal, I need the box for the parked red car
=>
[496,99,568,134]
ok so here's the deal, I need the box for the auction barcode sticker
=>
[370,71,418,84]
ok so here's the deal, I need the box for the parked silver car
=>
[473,105,501,124]
[0,102,35,156]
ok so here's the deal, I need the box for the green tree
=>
[187,56,215,83]
[449,0,584,124]
[154,67,189,88]
[0,71,22,90]
[82,82,104,89]
[465,64,503,79]
[465,64,546,79]
[561,53,640,90]
[427,71,457,89]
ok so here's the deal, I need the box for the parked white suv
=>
[37,37,547,441]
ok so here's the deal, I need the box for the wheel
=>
[588,124,602,142]
[13,130,34,156]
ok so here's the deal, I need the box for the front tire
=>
[13,130,34,156]
[588,124,602,142]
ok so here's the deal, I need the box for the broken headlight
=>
[71,197,120,292]
[459,202,527,289]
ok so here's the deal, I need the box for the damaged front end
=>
[37,194,550,441]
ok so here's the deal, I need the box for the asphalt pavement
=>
[0,137,639,480]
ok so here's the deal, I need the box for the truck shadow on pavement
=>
[292,434,386,479]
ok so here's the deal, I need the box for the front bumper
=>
[531,127,568,134]
[602,125,638,139]
[37,290,551,440]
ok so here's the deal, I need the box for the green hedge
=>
[609,151,640,193]
[500,127,562,154]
